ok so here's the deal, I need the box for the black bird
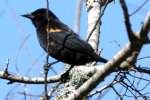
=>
[22,8,107,65]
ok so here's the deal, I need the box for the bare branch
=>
[74,0,83,34]
[88,80,118,97]
[111,86,123,99]
[133,66,150,74]
[44,0,50,99]
[0,71,60,84]
[86,0,112,43]
[120,0,135,42]
[139,11,150,43]
[138,56,150,60]
[65,9,150,98]
[130,0,149,17]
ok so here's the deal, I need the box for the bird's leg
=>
[43,60,59,75]
[47,60,59,68]
[61,65,74,82]
[44,60,59,70]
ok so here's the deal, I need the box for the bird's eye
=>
[36,13,42,17]
[34,13,44,20]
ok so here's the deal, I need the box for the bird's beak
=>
[21,14,34,19]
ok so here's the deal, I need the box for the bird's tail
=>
[97,57,108,63]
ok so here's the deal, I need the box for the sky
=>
[0,0,150,100]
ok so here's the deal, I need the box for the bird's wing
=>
[49,31,95,55]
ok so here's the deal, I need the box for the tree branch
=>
[139,11,150,43]
[0,71,60,84]
[130,0,149,17]
[120,0,136,42]
[74,0,83,34]
[133,66,150,74]
[65,3,150,100]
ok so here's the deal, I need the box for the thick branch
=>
[74,0,82,34]
[86,0,112,50]
[65,42,140,100]
[65,7,150,100]
[86,1,101,50]
[0,71,60,84]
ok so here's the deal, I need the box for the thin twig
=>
[4,58,9,73]
[138,56,150,60]
[43,60,59,99]
[15,34,31,74]
[133,66,150,74]
[130,0,149,17]
[88,71,121,98]
[88,80,118,97]
[111,86,123,100]
[128,73,150,82]
[44,60,49,100]
[44,0,50,99]
[18,92,41,97]
[49,83,61,98]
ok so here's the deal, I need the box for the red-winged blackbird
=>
[22,8,107,65]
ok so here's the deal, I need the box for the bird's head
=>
[22,8,59,27]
